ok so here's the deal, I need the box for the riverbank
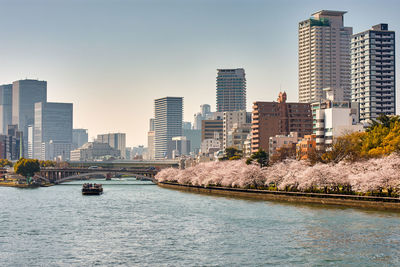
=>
[0,181,37,188]
[0,181,53,188]
[158,181,400,211]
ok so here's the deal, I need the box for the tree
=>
[56,161,70,168]
[322,132,364,163]
[155,153,400,196]
[14,158,40,178]
[246,149,269,167]
[269,145,296,163]
[0,159,12,168]
[306,147,325,165]
[367,114,400,132]
[39,160,56,168]
[222,147,243,161]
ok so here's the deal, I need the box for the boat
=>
[82,183,103,195]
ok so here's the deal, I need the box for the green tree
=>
[367,114,400,132]
[14,158,40,178]
[39,160,56,168]
[0,159,12,168]
[222,147,243,160]
[246,149,269,167]
[321,115,400,163]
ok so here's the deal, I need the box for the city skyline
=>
[1,0,399,146]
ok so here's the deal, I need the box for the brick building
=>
[251,92,312,153]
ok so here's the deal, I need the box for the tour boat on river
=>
[82,183,103,195]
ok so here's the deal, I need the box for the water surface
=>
[0,178,399,266]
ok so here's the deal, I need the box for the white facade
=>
[146,131,155,160]
[226,123,251,151]
[269,132,300,157]
[298,10,352,103]
[313,100,363,150]
[351,24,396,123]
[28,125,33,158]
[200,139,221,155]
[223,110,250,150]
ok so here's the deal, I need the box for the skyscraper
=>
[154,97,183,159]
[0,84,12,134]
[149,118,155,131]
[96,133,126,159]
[12,79,47,156]
[33,102,73,160]
[200,104,211,117]
[73,129,89,149]
[147,131,155,160]
[147,118,155,160]
[351,24,396,123]
[193,104,212,130]
[216,68,246,112]
[298,10,352,103]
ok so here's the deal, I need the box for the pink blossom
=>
[155,154,400,195]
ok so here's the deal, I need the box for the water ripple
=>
[0,179,400,266]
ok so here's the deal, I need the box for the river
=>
[0,178,399,266]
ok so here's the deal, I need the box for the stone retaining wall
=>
[157,182,400,211]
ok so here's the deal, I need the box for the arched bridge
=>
[38,168,158,184]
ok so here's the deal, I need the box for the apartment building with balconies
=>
[298,10,352,103]
[351,23,395,123]
[251,92,312,153]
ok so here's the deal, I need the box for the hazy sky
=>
[1,0,399,146]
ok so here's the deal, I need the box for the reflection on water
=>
[0,178,399,266]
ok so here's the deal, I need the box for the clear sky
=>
[0,0,399,146]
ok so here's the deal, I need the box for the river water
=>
[0,178,400,266]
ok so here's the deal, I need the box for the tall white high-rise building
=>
[298,10,352,103]
[216,69,246,112]
[154,97,183,159]
[351,24,396,123]
[28,125,34,158]
[146,118,155,160]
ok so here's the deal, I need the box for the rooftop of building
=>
[352,23,394,37]
[13,79,47,83]
[154,96,183,101]
[311,10,347,17]
[217,68,244,72]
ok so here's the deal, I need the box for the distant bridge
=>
[67,160,179,169]
[38,168,159,184]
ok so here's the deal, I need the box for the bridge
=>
[67,160,179,169]
[37,167,159,184]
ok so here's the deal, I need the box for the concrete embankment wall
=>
[157,182,400,211]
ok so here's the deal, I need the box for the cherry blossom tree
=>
[155,154,400,196]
